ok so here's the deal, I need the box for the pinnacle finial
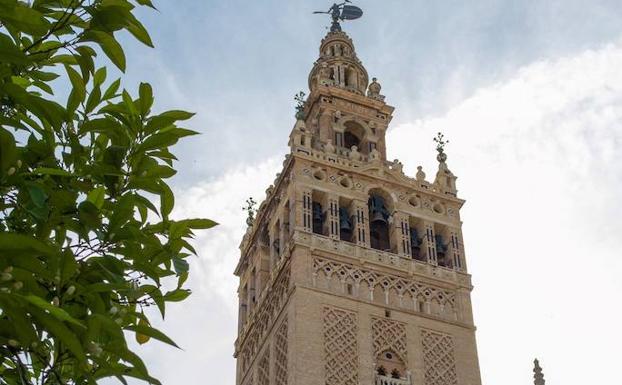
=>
[433,132,449,163]
[533,358,545,385]
[243,197,257,226]
[294,91,306,119]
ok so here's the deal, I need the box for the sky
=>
[101,1,622,384]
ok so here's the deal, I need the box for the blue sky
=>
[116,1,622,181]
[98,1,622,385]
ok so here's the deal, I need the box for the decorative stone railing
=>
[294,231,471,287]
[293,144,370,167]
[375,375,411,385]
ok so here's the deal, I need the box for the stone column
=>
[448,228,463,271]
[326,193,340,240]
[295,186,313,233]
[392,211,411,258]
[422,221,437,265]
[352,199,369,248]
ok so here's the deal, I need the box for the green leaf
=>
[32,70,60,82]
[94,67,107,87]
[103,78,121,100]
[138,82,153,116]
[32,167,73,176]
[20,295,85,328]
[0,233,56,255]
[125,324,179,348]
[75,45,96,84]
[0,127,17,172]
[184,218,218,229]
[0,4,50,36]
[159,181,174,218]
[125,12,154,48]
[78,200,101,228]
[65,65,86,112]
[0,33,30,65]
[138,132,178,153]
[163,289,191,302]
[90,6,132,32]
[136,0,157,9]
[83,30,126,72]
[172,258,189,274]
[87,187,106,209]
[85,85,102,113]
[159,110,195,121]
[177,272,189,289]
[27,184,47,208]
[28,306,86,362]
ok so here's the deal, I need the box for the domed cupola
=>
[308,30,369,95]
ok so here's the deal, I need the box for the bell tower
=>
[233,20,482,385]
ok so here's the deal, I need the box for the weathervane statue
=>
[314,1,364,32]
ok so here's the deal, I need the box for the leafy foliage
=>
[0,1,216,384]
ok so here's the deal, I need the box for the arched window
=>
[368,194,391,251]
[342,121,366,151]
[344,130,360,150]
[375,350,406,380]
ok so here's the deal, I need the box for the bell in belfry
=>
[312,201,325,234]
[369,195,389,225]
[339,207,353,240]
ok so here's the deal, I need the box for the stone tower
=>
[234,27,482,385]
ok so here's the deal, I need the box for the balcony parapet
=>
[293,231,472,289]
[375,374,411,385]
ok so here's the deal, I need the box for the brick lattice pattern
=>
[274,319,288,385]
[421,329,458,385]
[371,317,407,363]
[257,347,270,385]
[323,306,359,385]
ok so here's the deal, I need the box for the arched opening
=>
[312,191,327,236]
[376,350,406,380]
[368,193,391,251]
[344,130,360,150]
[338,203,353,242]
[345,67,358,89]
[342,121,366,152]
[409,217,426,262]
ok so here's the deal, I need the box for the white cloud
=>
[126,39,622,385]
[388,39,622,385]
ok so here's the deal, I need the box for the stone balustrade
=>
[375,374,411,385]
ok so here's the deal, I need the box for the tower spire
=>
[533,358,546,385]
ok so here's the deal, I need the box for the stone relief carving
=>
[313,258,457,320]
